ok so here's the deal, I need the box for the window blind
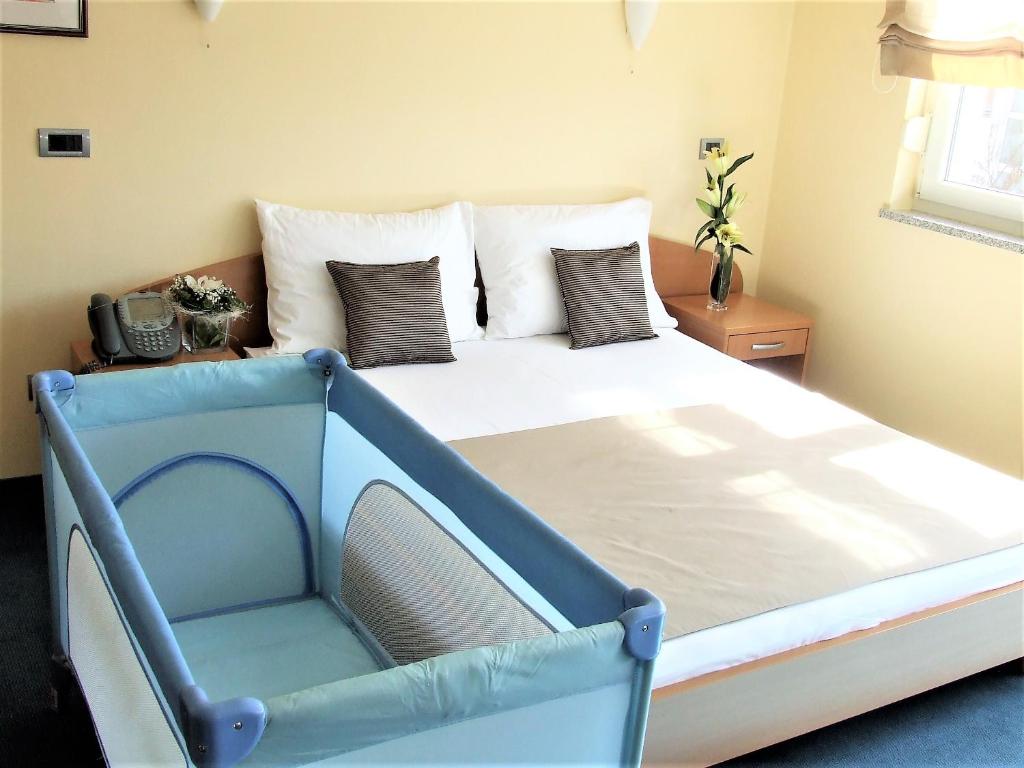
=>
[878,0,1024,88]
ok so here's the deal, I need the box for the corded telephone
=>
[87,292,181,367]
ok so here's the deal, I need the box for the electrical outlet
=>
[699,137,725,159]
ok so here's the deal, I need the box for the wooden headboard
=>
[135,236,741,353]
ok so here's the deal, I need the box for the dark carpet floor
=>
[1,476,1021,767]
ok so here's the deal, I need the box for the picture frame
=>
[0,0,88,38]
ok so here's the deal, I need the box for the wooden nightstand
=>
[70,339,240,375]
[662,294,813,384]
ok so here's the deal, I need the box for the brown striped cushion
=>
[551,242,658,350]
[325,256,456,369]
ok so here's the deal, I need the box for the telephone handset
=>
[88,292,181,367]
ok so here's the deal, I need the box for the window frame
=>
[917,84,1024,224]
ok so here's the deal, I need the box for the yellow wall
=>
[758,0,1024,476]
[0,0,796,478]
[4,0,1020,481]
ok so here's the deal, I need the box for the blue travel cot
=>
[33,350,665,767]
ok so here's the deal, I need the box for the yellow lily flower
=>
[703,180,720,206]
[723,191,746,218]
[706,141,731,177]
[717,222,744,246]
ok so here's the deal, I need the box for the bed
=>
[139,233,1023,766]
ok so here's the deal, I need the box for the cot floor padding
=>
[172,597,381,702]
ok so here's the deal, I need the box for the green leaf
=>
[732,243,753,255]
[693,219,714,244]
[722,183,735,208]
[725,152,754,177]
[696,232,716,251]
[705,168,714,187]
[696,198,716,218]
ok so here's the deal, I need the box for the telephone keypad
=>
[129,327,176,356]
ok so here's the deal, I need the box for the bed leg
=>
[49,654,74,713]
[50,654,103,759]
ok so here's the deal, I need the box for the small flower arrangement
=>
[694,143,754,310]
[163,274,249,353]
[164,274,249,316]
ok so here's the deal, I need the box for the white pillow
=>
[473,198,676,340]
[256,200,481,354]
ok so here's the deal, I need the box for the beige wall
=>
[759,1,1023,476]
[0,0,796,478]
[5,0,1020,482]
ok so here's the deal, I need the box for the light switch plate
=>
[38,128,91,158]
[699,137,725,159]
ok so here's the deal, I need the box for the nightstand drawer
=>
[726,328,808,361]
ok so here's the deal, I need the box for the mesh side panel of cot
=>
[67,529,187,767]
[340,482,552,665]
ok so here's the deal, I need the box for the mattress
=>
[246,333,1024,688]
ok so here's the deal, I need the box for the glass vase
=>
[179,311,232,354]
[707,243,735,311]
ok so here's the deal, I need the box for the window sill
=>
[878,208,1024,255]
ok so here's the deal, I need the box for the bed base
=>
[644,581,1023,766]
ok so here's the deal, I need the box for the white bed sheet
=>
[246,334,1023,689]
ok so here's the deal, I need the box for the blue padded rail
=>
[54,356,325,430]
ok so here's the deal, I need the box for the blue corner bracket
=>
[181,685,266,768]
[618,588,666,661]
[33,370,76,412]
[303,348,347,387]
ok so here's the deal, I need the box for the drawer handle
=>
[752,342,785,351]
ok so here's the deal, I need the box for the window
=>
[918,85,1024,225]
